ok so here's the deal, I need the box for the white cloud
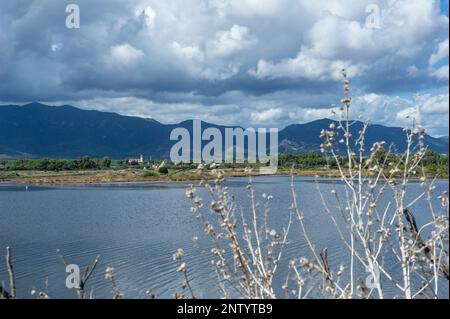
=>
[284,92,449,136]
[250,107,283,122]
[250,0,448,85]
[306,15,376,60]
[430,65,449,81]
[35,89,449,136]
[207,25,257,58]
[418,93,449,114]
[298,0,371,18]
[171,41,240,80]
[171,41,205,76]
[429,38,449,65]
[0,0,448,135]
[415,93,450,136]
[172,42,204,62]
[135,6,157,29]
[170,24,257,80]
[287,107,337,123]
[109,43,144,65]
[325,92,448,136]
[348,93,449,136]
[250,52,365,80]
[228,0,285,16]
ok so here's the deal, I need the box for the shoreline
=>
[0,168,448,186]
[0,168,339,186]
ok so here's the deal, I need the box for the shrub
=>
[158,166,169,175]
[143,170,157,177]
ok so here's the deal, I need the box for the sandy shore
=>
[0,168,345,185]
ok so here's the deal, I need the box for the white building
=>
[127,155,144,164]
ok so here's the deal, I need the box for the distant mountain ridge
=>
[279,119,449,155]
[0,103,448,159]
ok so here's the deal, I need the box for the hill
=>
[0,103,448,159]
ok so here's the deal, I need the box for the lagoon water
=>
[0,176,448,299]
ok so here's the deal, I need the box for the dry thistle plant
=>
[181,70,448,299]
[173,248,196,299]
[183,163,293,299]
[313,69,449,299]
[2,247,125,299]
[57,249,100,299]
[105,266,124,299]
[0,247,16,299]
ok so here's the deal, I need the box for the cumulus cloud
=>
[207,25,257,58]
[228,0,285,16]
[250,107,283,122]
[0,0,448,135]
[429,38,449,65]
[172,42,204,62]
[415,93,449,136]
[430,65,450,80]
[341,92,449,136]
[109,43,145,66]
[250,53,365,81]
[251,0,449,88]
[134,6,156,29]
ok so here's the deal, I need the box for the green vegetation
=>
[0,151,448,178]
[279,150,448,178]
[158,166,169,175]
[422,150,449,177]
[279,152,338,168]
[142,170,158,177]
[0,156,112,171]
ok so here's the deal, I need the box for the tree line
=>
[0,151,448,176]
[0,156,112,171]
[279,150,448,176]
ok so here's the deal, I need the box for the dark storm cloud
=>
[0,0,448,135]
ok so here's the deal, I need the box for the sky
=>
[0,0,449,136]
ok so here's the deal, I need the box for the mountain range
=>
[0,103,448,159]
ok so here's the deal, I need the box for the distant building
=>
[127,155,144,165]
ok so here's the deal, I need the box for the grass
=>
[0,166,446,185]
[0,167,359,185]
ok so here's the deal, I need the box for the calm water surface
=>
[0,176,448,298]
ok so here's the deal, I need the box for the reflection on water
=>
[0,176,448,299]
